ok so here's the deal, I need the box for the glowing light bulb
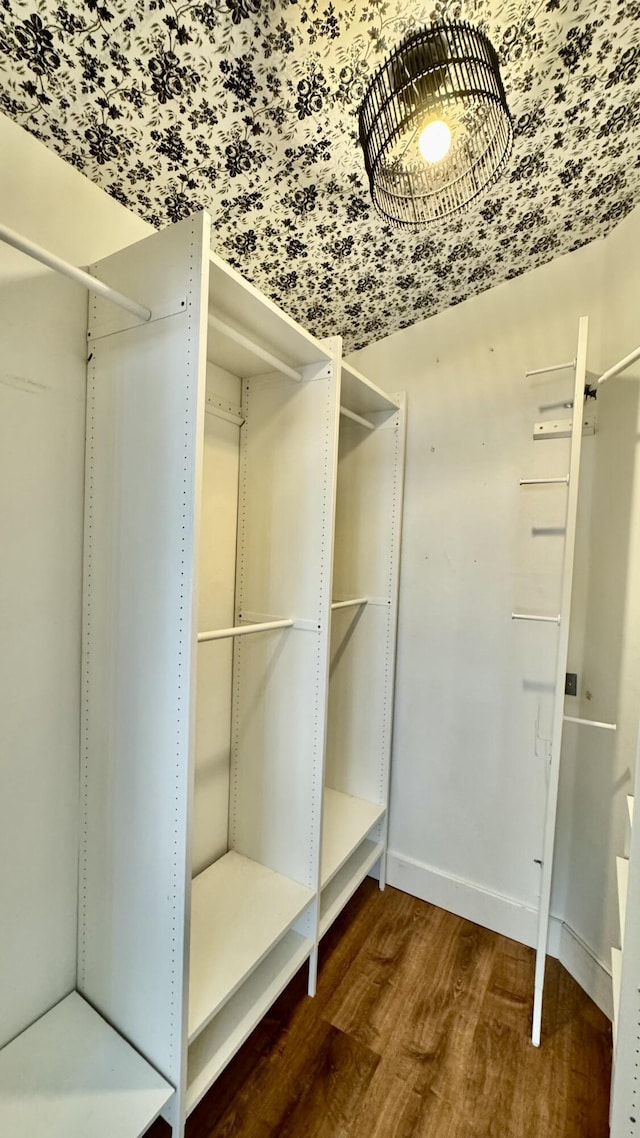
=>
[419,119,452,163]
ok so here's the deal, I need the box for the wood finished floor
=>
[148,881,612,1138]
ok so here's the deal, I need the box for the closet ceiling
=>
[0,1,639,351]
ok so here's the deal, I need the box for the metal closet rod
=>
[525,360,575,377]
[598,343,640,385]
[564,715,617,731]
[0,223,151,322]
[512,612,561,624]
[198,619,293,642]
[340,406,375,430]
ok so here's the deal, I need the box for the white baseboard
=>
[387,850,612,1021]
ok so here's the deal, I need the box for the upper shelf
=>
[208,250,332,378]
[341,361,399,417]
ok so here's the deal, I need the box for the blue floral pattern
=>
[0,0,639,350]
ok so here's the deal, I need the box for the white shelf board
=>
[341,361,399,416]
[320,839,383,938]
[628,794,634,826]
[187,930,311,1115]
[208,250,331,374]
[321,787,385,888]
[0,992,173,1138]
[189,850,313,1042]
[612,946,622,1042]
[617,856,629,944]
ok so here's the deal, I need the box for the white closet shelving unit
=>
[0,211,404,1138]
[610,734,640,1138]
[321,365,406,937]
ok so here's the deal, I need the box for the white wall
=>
[349,229,639,1011]
[0,113,151,1048]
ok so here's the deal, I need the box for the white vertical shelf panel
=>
[326,606,392,802]
[326,395,407,846]
[193,375,241,876]
[80,214,210,1087]
[0,993,173,1138]
[231,356,340,889]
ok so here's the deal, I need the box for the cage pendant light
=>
[358,20,513,228]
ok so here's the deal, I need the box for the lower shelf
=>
[321,787,385,887]
[0,992,173,1138]
[189,850,314,1042]
[320,839,384,938]
[187,930,311,1115]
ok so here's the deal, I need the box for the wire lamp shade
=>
[358,21,513,228]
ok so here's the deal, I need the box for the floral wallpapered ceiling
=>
[0,1,639,351]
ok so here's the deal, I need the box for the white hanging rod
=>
[207,313,302,383]
[597,343,640,385]
[197,619,293,642]
[520,477,570,486]
[563,715,617,731]
[0,222,151,322]
[331,597,369,610]
[525,361,575,377]
[340,406,375,431]
[512,613,561,624]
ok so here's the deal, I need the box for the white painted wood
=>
[320,840,384,937]
[341,361,399,415]
[617,856,629,944]
[186,932,311,1114]
[0,993,173,1138]
[188,851,313,1041]
[325,398,406,836]
[193,390,239,876]
[628,795,634,825]
[321,788,385,886]
[209,250,331,373]
[80,214,210,1092]
[531,315,589,1047]
[231,358,340,888]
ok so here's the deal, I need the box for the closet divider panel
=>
[230,354,340,890]
[79,213,210,1089]
[193,363,241,876]
[327,398,406,807]
[321,389,406,921]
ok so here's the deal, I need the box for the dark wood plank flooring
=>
[148,881,612,1138]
